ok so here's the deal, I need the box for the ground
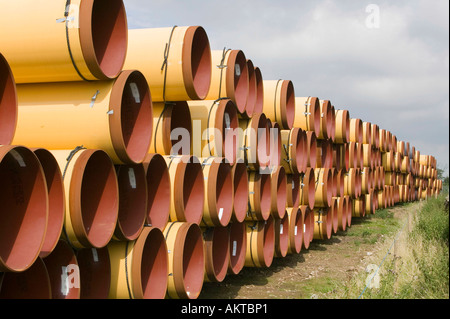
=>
[199,201,418,299]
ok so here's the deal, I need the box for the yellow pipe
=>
[305,131,318,168]
[362,122,372,145]
[314,168,332,207]
[245,216,275,268]
[163,222,204,299]
[202,226,230,283]
[123,26,211,102]
[163,155,205,225]
[299,167,316,210]
[294,97,320,137]
[230,159,249,223]
[352,196,365,218]
[301,205,314,249]
[108,226,168,299]
[349,118,363,144]
[318,100,333,140]
[286,174,300,208]
[286,206,304,254]
[274,213,290,258]
[263,80,296,130]
[270,166,287,220]
[206,49,249,114]
[13,70,153,165]
[313,208,331,240]
[333,196,346,231]
[228,221,247,275]
[188,99,238,165]
[0,53,18,145]
[238,113,269,171]
[149,101,192,156]
[199,157,233,227]
[51,148,118,249]
[76,247,111,299]
[334,109,350,144]
[0,145,48,272]
[247,171,272,221]
[0,0,128,82]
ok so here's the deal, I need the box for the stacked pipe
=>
[0,0,444,300]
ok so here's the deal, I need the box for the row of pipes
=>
[0,0,444,299]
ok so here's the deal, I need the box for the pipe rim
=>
[0,145,48,272]
[0,257,51,299]
[143,153,171,230]
[0,53,17,145]
[42,240,80,299]
[227,221,246,275]
[79,0,128,80]
[226,50,249,114]
[109,70,153,164]
[114,163,147,241]
[231,160,249,223]
[276,213,290,257]
[288,206,303,253]
[68,149,118,248]
[271,166,287,219]
[306,131,317,168]
[160,101,192,156]
[244,60,257,118]
[182,26,212,100]
[174,156,205,224]
[253,67,264,115]
[204,226,230,282]
[32,148,65,259]
[263,216,275,267]
[206,158,233,227]
[217,99,238,165]
[131,226,168,299]
[287,174,300,208]
[279,80,295,130]
[77,247,111,299]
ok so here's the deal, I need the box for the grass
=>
[338,193,449,299]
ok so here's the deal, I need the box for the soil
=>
[199,202,418,299]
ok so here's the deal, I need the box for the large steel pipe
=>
[314,168,333,208]
[43,239,80,299]
[274,213,289,258]
[0,145,48,272]
[294,96,321,137]
[142,153,171,230]
[199,157,233,227]
[247,171,272,221]
[305,131,318,169]
[203,226,230,283]
[52,148,118,249]
[0,257,51,299]
[13,70,153,165]
[124,26,211,102]
[317,100,333,140]
[77,247,111,299]
[313,208,332,240]
[113,163,147,241]
[230,159,249,223]
[0,0,128,83]
[245,216,275,268]
[163,222,205,299]
[206,49,249,115]
[299,167,316,210]
[286,206,304,254]
[189,98,238,164]
[349,118,363,144]
[32,148,65,259]
[238,113,270,170]
[334,109,350,144]
[263,80,296,130]
[164,155,205,225]
[108,226,168,299]
[253,66,264,115]
[270,166,287,220]
[301,205,314,249]
[228,221,247,275]
[281,128,307,174]
[286,174,300,208]
[0,53,17,145]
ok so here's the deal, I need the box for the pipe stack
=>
[0,0,444,300]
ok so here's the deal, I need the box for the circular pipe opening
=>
[213,160,233,227]
[110,70,153,164]
[228,221,246,275]
[287,174,300,208]
[244,60,257,118]
[220,99,239,165]
[0,146,47,272]
[290,207,303,254]
[183,26,212,100]
[32,148,65,259]
[270,121,282,168]
[43,240,80,299]
[227,50,249,114]
[263,216,275,267]
[0,54,17,145]
[72,150,118,248]
[231,160,248,223]
[309,97,321,138]
[182,224,205,299]
[166,101,192,155]
[306,131,317,168]
[259,172,272,220]
[143,154,170,230]
[271,167,287,219]
[175,157,205,224]
[206,226,229,282]
[114,164,147,241]
[301,206,312,250]
[253,67,264,115]
[306,168,316,210]
[79,0,128,80]
[275,213,289,258]
[77,247,111,299]
[281,80,296,130]
[331,198,339,234]
[0,257,51,299]
[138,227,168,299]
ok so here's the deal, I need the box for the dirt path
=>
[199,202,419,299]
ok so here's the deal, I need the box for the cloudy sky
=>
[123,0,449,176]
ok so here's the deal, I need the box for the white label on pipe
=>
[232,240,237,256]
[280,224,283,234]
[224,112,231,129]
[9,150,26,168]
[130,83,141,103]
[219,208,224,220]
[128,168,137,189]
[303,224,306,233]
[295,226,298,236]
[92,248,98,262]
[235,64,241,77]
[292,180,295,189]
